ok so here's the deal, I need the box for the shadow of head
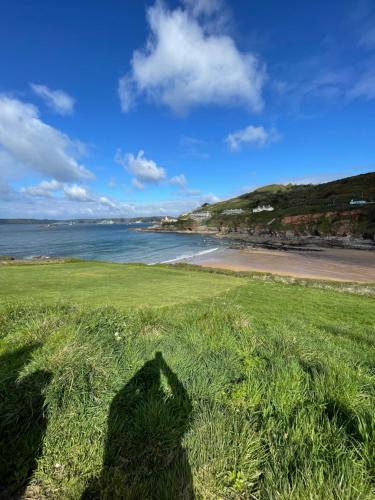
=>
[0,345,52,498]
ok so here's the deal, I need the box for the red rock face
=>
[278,209,369,237]
[282,209,363,225]
[282,213,323,225]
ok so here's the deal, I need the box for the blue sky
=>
[0,0,374,218]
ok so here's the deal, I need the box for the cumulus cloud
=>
[115,150,166,185]
[118,1,266,114]
[18,177,131,213]
[21,179,63,198]
[0,194,131,219]
[38,179,62,191]
[170,174,187,187]
[21,186,53,198]
[30,83,75,115]
[98,196,119,209]
[182,0,222,17]
[1,185,222,219]
[169,174,202,197]
[225,125,280,151]
[0,96,93,182]
[63,184,93,202]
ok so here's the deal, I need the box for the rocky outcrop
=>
[142,206,375,250]
[280,210,367,237]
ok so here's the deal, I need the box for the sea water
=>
[0,223,224,264]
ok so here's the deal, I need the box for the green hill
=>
[175,172,375,238]
[253,183,294,194]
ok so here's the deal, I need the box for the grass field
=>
[0,261,243,308]
[0,261,374,499]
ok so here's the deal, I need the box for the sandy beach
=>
[187,247,375,282]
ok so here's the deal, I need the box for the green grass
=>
[0,262,374,499]
[0,261,243,308]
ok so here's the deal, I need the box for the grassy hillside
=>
[176,172,375,236]
[0,261,374,498]
[206,172,375,215]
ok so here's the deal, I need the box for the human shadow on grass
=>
[83,352,194,499]
[0,346,51,499]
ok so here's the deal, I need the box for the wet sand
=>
[187,247,375,282]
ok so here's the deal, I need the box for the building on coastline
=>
[161,216,177,223]
[252,205,274,213]
[190,211,211,220]
[349,199,368,205]
[222,209,245,215]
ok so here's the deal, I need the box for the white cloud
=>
[38,179,62,191]
[182,0,221,17]
[30,83,75,115]
[21,186,53,198]
[131,178,145,190]
[115,149,166,184]
[0,189,221,219]
[63,184,93,202]
[170,174,187,187]
[170,173,202,196]
[272,41,375,114]
[347,71,375,100]
[225,125,280,151]
[1,172,223,218]
[200,193,220,204]
[21,180,61,199]
[17,179,129,213]
[0,96,93,182]
[99,196,119,209]
[118,76,137,113]
[118,1,266,114]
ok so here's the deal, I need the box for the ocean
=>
[0,223,224,264]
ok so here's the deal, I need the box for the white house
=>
[350,199,368,205]
[190,211,211,220]
[253,205,274,213]
[162,216,177,223]
[222,209,244,215]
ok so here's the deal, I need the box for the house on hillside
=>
[253,205,274,213]
[350,199,368,206]
[190,211,211,220]
[161,216,177,223]
[222,209,244,215]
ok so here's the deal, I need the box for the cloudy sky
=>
[0,0,374,218]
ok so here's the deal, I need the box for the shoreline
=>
[2,245,375,283]
[182,246,375,283]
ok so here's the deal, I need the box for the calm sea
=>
[0,223,224,264]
